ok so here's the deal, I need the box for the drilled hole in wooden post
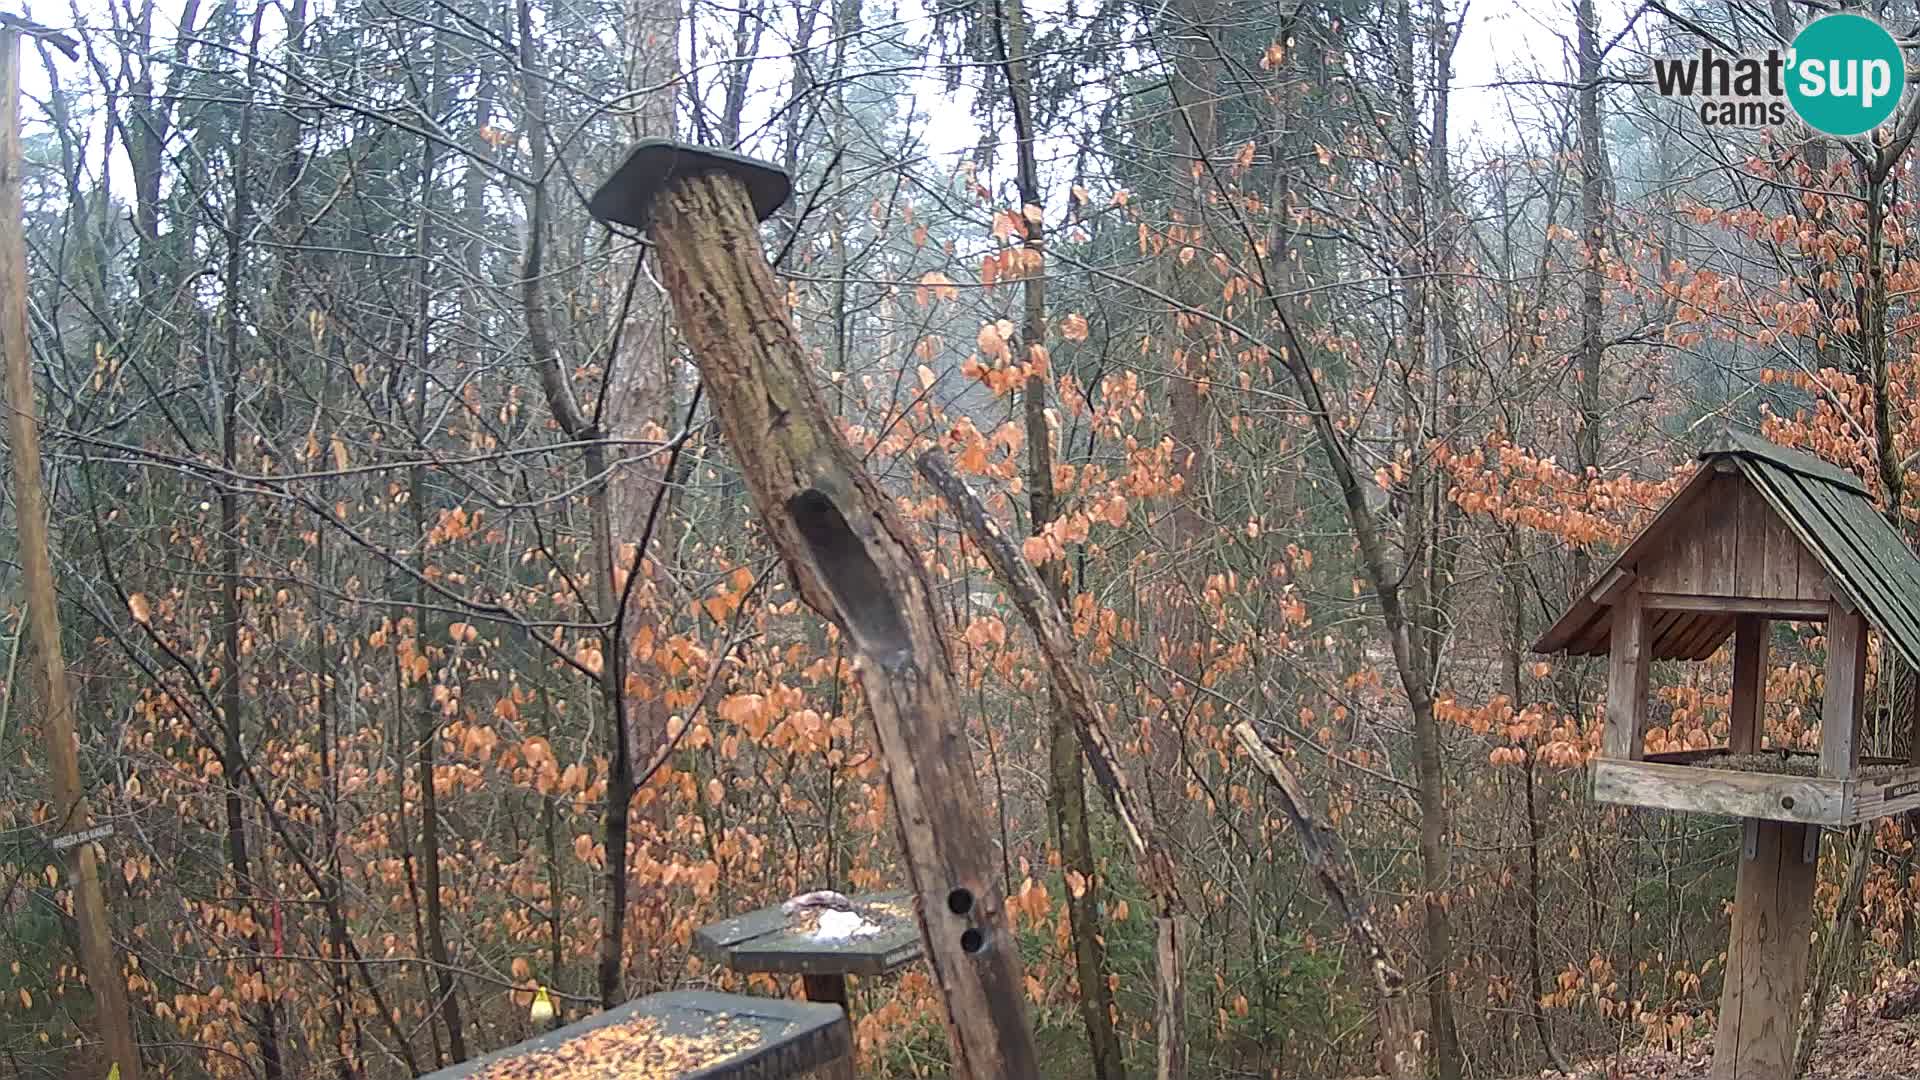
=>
[960,928,986,955]
[947,888,974,916]
[787,488,911,661]
[1781,796,1796,810]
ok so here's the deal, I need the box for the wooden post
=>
[801,974,849,1010]
[592,142,1038,1078]
[1602,590,1650,760]
[1712,820,1817,1080]
[0,28,145,1080]
[1730,615,1767,754]
[1821,601,1867,779]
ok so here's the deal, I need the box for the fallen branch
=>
[1230,722,1424,1080]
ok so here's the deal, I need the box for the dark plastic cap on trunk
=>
[588,138,792,230]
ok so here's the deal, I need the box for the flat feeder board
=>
[694,890,923,1008]
[417,991,850,1080]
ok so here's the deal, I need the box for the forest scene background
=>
[1,0,1917,1075]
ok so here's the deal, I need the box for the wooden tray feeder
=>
[693,890,922,1010]
[417,991,851,1080]
[1534,431,1920,1079]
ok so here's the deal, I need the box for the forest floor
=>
[1521,981,1920,1079]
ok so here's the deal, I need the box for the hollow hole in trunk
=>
[788,488,911,659]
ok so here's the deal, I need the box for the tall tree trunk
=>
[218,12,283,1077]
[1393,0,1462,1073]
[1573,0,1607,592]
[406,25,467,1062]
[994,1,1126,1075]
[1505,529,1569,1072]
[0,28,146,1080]
[520,0,680,1005]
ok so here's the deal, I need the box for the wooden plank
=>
[1712,820,1818,1080]
[1849,765,1920,822]
[1588,566,1635,605]
[1670,611,1716,660]
[1645,747,1734,764]
[1822,602,1868,779]
[1646,608,1687,660]
[1702,476,1740,595]
[1569,610,1612,656]
[1764,490,1803,599]
[1604,591,1651,760]
[1733,480,1770,598]
[1637,593,1827,619]
[1731,615,1768,753]
[1590,759,1846,825]
[417,990,852,1080]
[1683,614,1737,661]
[1641,503,1707,595]
[1534,465,1718,654]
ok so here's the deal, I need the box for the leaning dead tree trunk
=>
[588,141,1039,1079]
[917,451,1187,1080]
[1231,724,1424,1080]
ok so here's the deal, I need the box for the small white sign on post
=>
[50,824,112,851]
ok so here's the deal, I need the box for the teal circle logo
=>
[1787,14,1905,137]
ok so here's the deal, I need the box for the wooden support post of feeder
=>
[1729,615,1766,755]
[588,140,1039,1079]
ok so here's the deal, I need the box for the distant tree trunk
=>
[1572,0,1608,591]
[0,28,146,1080]
[1393,0,1462,1073]
[218,13,284,1078]
[411,31,469,1064]
[314,391,363,1080]
[993,1,1126,1075]
[1165,0,1216,543]
[1505,529,1569,1073]
[521,0,681,1005]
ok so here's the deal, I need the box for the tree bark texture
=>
[642,169,1039,1079]
[0,28,146,1080]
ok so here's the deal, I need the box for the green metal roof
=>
[1715,431,1920,671]
[1533,431,1920,670]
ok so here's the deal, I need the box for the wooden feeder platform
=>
[694,890,922,1008]
[418,991,850,1080]
[1594,748,1920,826]
[1534,431,1920,1080]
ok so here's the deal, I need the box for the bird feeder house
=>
[1534,431,1920,1079]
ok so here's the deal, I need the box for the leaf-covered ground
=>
[1509,982,1920,1080]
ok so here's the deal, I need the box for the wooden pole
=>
[1712,819,1816,1080]
[610,149,1039,1078]
[0,27,145,1080]
[1729,615,1767,754]
[1601,590,1649,760]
